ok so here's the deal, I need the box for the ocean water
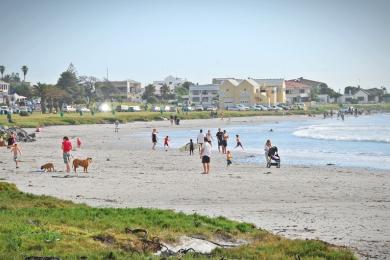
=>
[154,114,390,170]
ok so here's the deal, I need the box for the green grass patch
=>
[0,182,356,259]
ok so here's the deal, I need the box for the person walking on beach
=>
[235,134,244,150]
[264,139,272,166]
[10,143,21,169]
[114,120,119,132]
[152,129,158,150]
[189,139,194,155]
[197,129,205,153]
[200,137,211,174]
[216,128,223,153]
[164,136,170,151]
[206,129,213,145]
[222,130,229,154]
[62,136,72,173]
[226,150,232,167]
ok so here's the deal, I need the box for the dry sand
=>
[0,116,389,259]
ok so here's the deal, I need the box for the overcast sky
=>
[1,0,389,90]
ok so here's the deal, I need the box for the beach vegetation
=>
[0,182,356,259]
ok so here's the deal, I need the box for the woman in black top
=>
[152,128,158,150]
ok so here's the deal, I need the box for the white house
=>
[339,89,369,104]
[153,75,186,95]
[95,80,143,101]
[189,84,219,106]
[0,80,10,104]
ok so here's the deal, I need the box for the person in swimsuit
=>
[10,143,21,169]
[164,136,170,151]
[235,134,244,150]
[222,130,229,154]
[216,128,223,153]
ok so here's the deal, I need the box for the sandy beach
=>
[0,116,389,259]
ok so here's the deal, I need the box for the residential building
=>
[339,88,369,103]
[0,80,10,104]
[339,86,387,104]
[189,84,219,106]
[212,78,240,85]
[95,80,143,101]
[285,79,312,103]
[153,75,186,95]
[219,78,286,107]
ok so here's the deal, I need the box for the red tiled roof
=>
[285,80,312,89]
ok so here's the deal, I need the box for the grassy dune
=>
[0,182,355,259]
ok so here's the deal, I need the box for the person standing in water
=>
[152,129,158,150]
[235,134,244,150]
[206,129,213,145]
[216,128,223,153]
[164,136,170,151]
[222,130,229,154]
[197,129,205,153]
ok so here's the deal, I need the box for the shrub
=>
[19,111,30,117]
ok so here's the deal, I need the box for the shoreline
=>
[0,115,389,259]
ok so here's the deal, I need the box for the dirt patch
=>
[93,234,116,245]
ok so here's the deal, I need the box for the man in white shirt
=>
[197,129,205,153]
[200,137,212,174]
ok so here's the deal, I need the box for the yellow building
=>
[218,78,286,108]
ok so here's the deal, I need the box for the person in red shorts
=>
[62,136,72,173]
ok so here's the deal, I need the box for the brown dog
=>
[41,163,55,172]
[73,158,92,173]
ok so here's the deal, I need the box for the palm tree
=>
[21,65,28,82]
[0,65,5,79]
[34,82,49,113]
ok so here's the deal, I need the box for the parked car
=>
[63,105,77,112]
[206,106,217,111]
[128,106,142,112]
[19,106,32,113]
[116,105,129,112]
[77,107,91,113]
[194,105,204,111]
[151,106,161,112]
[0,106,11,115]
[182,106,193,112]
[293,103,306,110]
[269,105,283,111]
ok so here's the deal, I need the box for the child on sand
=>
[10,143,21,169]
[77,137,82,149]
[164,136,170,151]
[235,134,244,150]
[226,150,232,167]
[189,139,194,155]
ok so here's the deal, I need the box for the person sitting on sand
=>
[164,136,170,151]
[235,134,244,150]
[189,139,194,155]
[152,129,158,150]
[10,143,21,169]
[264,139,272,166]
[200,137,211,174]
[226,150,232,167]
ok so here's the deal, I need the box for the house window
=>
[202,90,208,95]
[202,97,209,102]
[211,90,218,94]
[192,90,200,95]
[192,97,200,102]
[286,90,291,94]
[358,96,365,101]
[299,89,305,94]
